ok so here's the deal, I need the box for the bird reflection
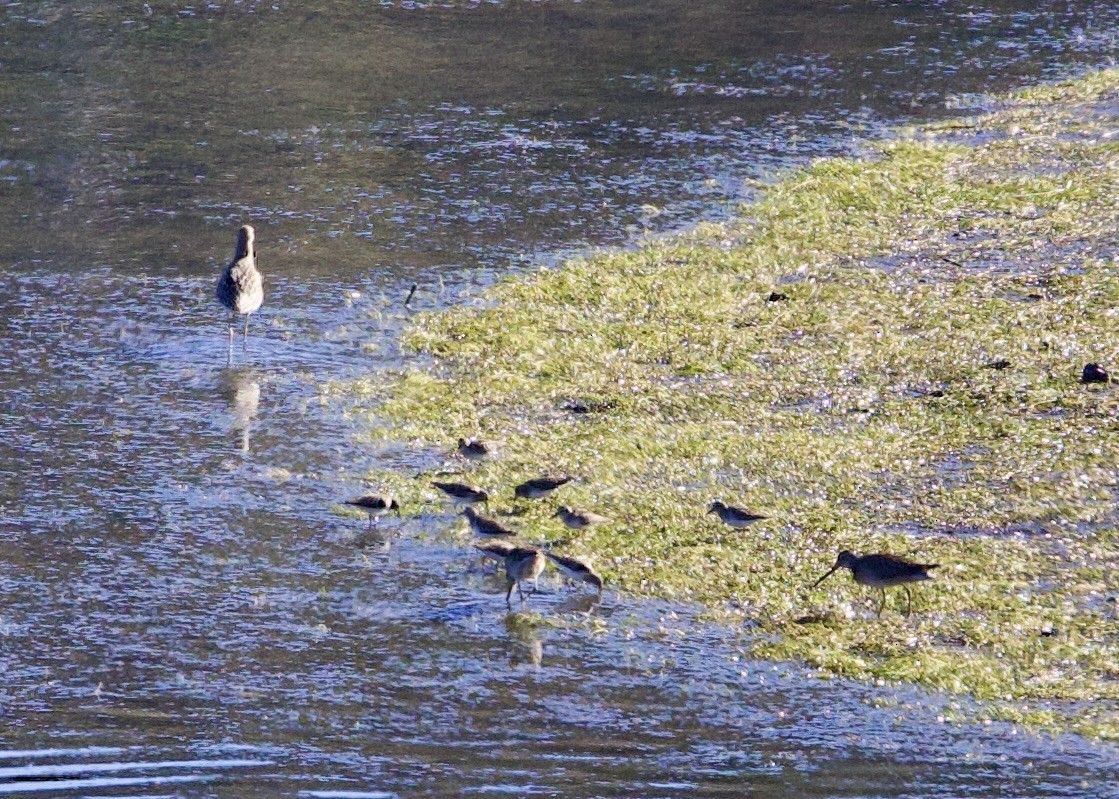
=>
[504,610,543,667]
[553,592,602,615]
[355,526,395,556]
[216,366,261,453]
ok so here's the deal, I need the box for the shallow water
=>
[2,1,1119,796]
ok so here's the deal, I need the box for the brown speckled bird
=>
[462,506,516,540]
[475,539,518,564]
[514,475,572,500]
[503,547,546,605]
[344,493,400,528]
[707,501,768,529]
[545,551,603,594]
[433,481,490,506]
[554,506,612,530]
[215,225,263,351]
[814,550,939,617]
[457,437,491,461]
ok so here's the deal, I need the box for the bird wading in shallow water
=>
[344,494,400,528]
[503,546,546,605]
[813,550,939,618]
[215,224,263,358]
[475,539,518,565]
[707,501,768,529]
[544,551,603,594]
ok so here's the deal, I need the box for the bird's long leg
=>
[904,586,913,618]
[505,580,515,607]
[227,312,235,365]
[517,580,526,603]
[876,589,887,618]
[367,513,374,530]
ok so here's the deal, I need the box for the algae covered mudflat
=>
[365,70,1119,738]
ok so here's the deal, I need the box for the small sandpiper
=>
[544,551,603,594]
[475,539,518,565]
[503,546,547,605]
[215,224,264,352]
[457,437,491,461]
[344,494,400,528]
[707,501,768,529]
[433,480,490,506]
[462,506,516,540]
[514,475,572,500]
[814,549,939,617]
[554,506,612,530]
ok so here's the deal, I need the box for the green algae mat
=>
[348,70,1119,738]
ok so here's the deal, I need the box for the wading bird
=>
[707,501,768,529]
[215,224,263,356]
[462,506,516,540]
[433,481,490,506]
[344,494,400,528]
[544,551,603,594]
[503,547,546,605]
[813,550,939,618]
[475,539,518,565]
[457,437,491,461]
[514,475,572,500]
[554,506,612,530]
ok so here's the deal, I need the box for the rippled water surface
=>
[3,1,1119,796]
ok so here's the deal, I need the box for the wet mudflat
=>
[2,1,1119,795]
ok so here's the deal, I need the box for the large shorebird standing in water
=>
[215,224,263,358]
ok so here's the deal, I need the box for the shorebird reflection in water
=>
[217,367,260,453]
[215,224,263,358]
[505,610,544,667]
[504,547,546,605]
[814,550,939,617]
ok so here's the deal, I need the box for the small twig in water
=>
[404,282,418,306]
